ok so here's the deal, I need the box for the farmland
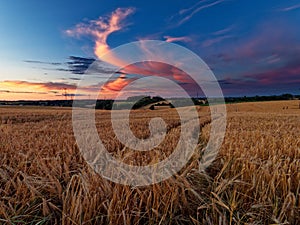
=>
[0,100,299,224]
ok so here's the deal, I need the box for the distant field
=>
[0,100,299,224]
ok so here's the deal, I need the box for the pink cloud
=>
[246,67,300,85]
[0,80,81,100]
[0,80,77,91]
[225,64,300,87]
[214,21,300,63]
[164,35,191,43]
[99,62,198,98]
[65,7,135,57]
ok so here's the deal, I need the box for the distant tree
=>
[95,100,113,110]
[152,96,164,102]
[131,96,165,109]
[127,95,148,102]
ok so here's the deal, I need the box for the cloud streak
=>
[280,3,300,12]
[24,56,120,76]
[0,80,77,92]
[212,25,235,35]
[0,80,106,100]
[0,90,48,94]
[0,80,84,100]
[202,35,234,47]
[62,56,96,74]
[178,0,228,25]
[24,60,62,66]
[164,35,191,43]
[200,24,236,47]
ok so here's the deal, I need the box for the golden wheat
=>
[0,100,299,224]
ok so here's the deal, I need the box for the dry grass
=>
[0,100,299,224]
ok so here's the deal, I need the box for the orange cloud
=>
[0,80,79,100]
[66,9,199,99]
[99,62,197,98]
[0,80,77,92]
[66,7,135,58]
[99,74,131,99]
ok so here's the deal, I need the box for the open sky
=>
[0,0,300,100]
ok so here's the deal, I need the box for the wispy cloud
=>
[0,90,48,94]
[204,20,300,95]
[178,0,229,26]
[62,93,88,97]
[65,7,135,58]
[167,0,229,28]
[62,56,95,74]
[68,77,81,81]
[164,35,192,43]
[24,60,62,66]
[0,80,99,100]
[0,80,77,91]
[202,35,234,47]
[65,8,201,98]
[179,0,210,15]
[0,80,82,100]
[24,56,95,75]
[279,3,300,12]
[212,24,235,35]
[206,20,300,66]
[201,24,235,47]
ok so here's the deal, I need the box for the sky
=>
[0,0,300,100]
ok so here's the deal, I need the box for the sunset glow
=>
[1,1,300,100]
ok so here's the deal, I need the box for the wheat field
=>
[0,100,299,224]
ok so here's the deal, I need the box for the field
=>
[0,101,299,224]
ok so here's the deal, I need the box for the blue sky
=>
[0,0,300,100]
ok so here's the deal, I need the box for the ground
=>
[0,100,299,224]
